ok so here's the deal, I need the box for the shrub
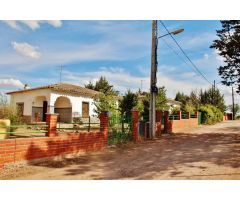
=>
[0,93,22,125]
[199,104,223,125]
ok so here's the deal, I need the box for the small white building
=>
[7,83,101,123]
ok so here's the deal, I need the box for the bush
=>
[0,93,22,125]
[199,104,223,125]
[0,105,23,125]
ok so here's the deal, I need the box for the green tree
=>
[228,103,240,119]
[156,86,169,111]
[93,93,118,117]
[85,76,119,95]
[119,90,138,118]
[175,92,189,105]
[84,81,95,90]
[200,87,226,112]
[210,20,240,93]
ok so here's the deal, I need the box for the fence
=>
[108,114,132,145]
[166,111,199,133]
[57,117,100,133]
[0,113,109,170]
[0,123,48,139]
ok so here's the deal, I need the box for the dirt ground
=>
[1,120,240,180]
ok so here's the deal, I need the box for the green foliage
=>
[175,87,226,115]
[93,93,118,117]
[134,99,144,114]
[210,20,240,93]
[108,115,132,145]
[184,102,195,114]
[85,76,119,95]
[170,106,180,115]
[119,90,138,117]
[142,96,150,122]
[200,88,226,112]
[156,86,169,111]
[0,93,22,125]
[227,104,240,119]
[175,92,189,105]
[199,104,223,125]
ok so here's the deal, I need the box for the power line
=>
[159,21,213,86]
[160,38,203,76]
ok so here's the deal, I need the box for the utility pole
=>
[232,86,235,120]
[212,80,216,104]
[149,20,158,139]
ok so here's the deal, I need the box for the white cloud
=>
[3,20,62,30]
[46,20,62,28]
[11,42,41,59]
[3,21,21,30]
[59,66,209,98]
[0,78,24,89]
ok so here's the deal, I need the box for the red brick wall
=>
[0,132,107,169]
[166,118,198,133]
[0,112,109,170]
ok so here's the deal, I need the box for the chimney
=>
[24,84,30,90]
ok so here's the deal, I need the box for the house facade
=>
[7,83,101,123]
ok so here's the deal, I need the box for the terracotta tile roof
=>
[6,83,101,98]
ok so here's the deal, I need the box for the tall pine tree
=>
[211,20,240,93]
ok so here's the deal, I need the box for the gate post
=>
[100,111,109,143]
[46,113,58,137]
[156,110,162,136]
[164,111,170,133]
[131,110,139,142]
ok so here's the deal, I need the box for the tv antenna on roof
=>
[59,65,64,83]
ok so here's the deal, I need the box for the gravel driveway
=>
[1,120,240,180]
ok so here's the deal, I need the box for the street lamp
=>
[157,28,184,39]
[149,21,184,139]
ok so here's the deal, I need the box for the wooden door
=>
[82,102,89,118]
[42,101,48,122]
[16,103,24,116]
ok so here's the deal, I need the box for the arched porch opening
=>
[54,96,72,123]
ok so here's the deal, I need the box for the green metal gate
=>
[198,111,202,125]
[108,115,132,145]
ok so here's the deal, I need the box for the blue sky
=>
[0,20,238,104]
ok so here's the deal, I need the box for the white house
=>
[7,83,101,123]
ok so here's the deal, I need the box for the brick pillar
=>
[131,110,139,142]
[177,111,181,120]
[195,111,198,118]
[156,110,162,136]
[46,113,58,137]
[164,111,169,133]
[100,111,109,141]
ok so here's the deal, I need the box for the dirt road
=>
[2,120,240,180]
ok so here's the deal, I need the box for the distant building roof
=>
[167,99,182,106]
[6,83,101,98]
